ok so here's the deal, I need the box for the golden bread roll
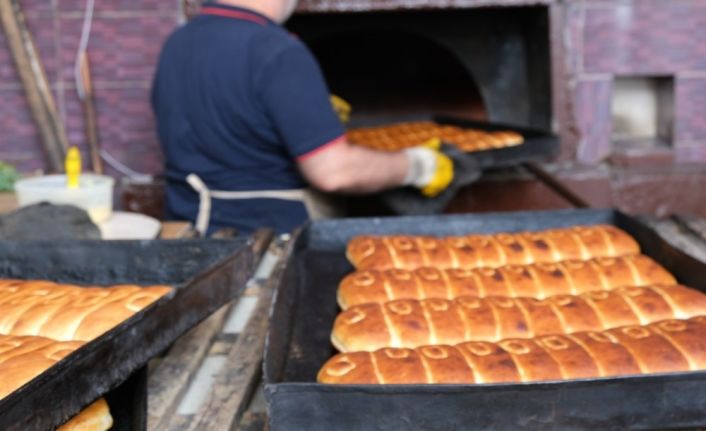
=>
[332,284,706,351]
[0,280,172,341]
[319,316,706,384]
[346,224,640,271]
[338,254,674,308]
[58,398,113,431]
[0,334,83,399]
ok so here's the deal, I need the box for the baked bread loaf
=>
[58,398,113,431]
[319,316,706,384]
[347,121,524,153]
[347,225,640,271]
[0,334,83,399]
[338,254,675,308]
[0,280,172,341]
[332,284,706,351]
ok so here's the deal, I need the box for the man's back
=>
[152,3,344,234]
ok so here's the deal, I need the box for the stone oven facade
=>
[1,0,705,215]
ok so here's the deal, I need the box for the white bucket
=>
[15,174,115,223]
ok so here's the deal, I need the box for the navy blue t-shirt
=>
[151,3,345,234]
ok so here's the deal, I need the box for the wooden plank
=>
[159,222,193,240]
[237,412,267,431]
[183,273,279,431]
[149,238,278,430]
[208,337,237,356]
[165,415,192,431]
[0,0,68,172]
[78,53,104,174]
[249,230,277,272]
[147,305,231,431]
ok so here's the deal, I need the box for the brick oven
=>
[1,0,705,217]
[288,6,551,129]
[293,0,706,216]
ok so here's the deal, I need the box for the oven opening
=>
[288,7,552,129]
[305,31,487,123]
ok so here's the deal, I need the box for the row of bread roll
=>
[346,225,640,271]
[319,317,706,384]
[0,280,172,429]
[0,334,83,399]
[347,121,524,153]
[332,284,706,351]
[0,280,172,341]
[338,254,675,308]
[0,334,112,430]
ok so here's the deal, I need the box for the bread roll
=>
[0,280,172,342]
[319,316,706,384]
[338,254,675,308]
[332,284,706,351]
[347,225,640,271]
[58,398,113,431]
[0,334,83,399]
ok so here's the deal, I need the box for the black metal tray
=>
[0,233,270,431]
[348,114,560,169]
[264,209,706,430]
[435,116,560,168]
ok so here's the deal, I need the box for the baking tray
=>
[0,232,270,431]
[264,209,706,430]
[348,114,560,169]
[435,116,560,168]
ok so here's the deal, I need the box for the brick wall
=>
[562,0,706,165]
[2,0,706,217]
[0,0,180,175]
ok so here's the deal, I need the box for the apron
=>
[186,174,341,236]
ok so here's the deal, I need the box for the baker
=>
[152,0,453,236]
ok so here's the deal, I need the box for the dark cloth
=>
[152,2,344,234]
[0,203,100,240]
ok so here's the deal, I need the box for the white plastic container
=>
[15,174,115,223]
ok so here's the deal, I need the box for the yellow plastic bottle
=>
[65,147,81,189]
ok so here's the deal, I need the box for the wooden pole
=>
[79,52,104,174]
[0,0,69,172]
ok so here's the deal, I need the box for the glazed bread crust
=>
[0,280,172,424]
[319,316,706,384]
[346,225,640,271]
[0,334,83,399]
[332,285,706,351]
[338,254,675,308]
[0,280,172,341]
[58,398,113,431]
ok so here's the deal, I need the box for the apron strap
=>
[186,174,212,237]
[210,189,308,201]
[186,173,311,237]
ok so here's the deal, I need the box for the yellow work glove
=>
[330,94,352,124]
[404,139,455,198]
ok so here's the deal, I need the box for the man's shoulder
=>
[252,24,305,55]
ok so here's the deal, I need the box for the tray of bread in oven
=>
[264,209,706,431]
[346,116,559,169]
[0,235,268,431]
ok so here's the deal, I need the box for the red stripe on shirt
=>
[201,7,268,26]
[296,135,347,161]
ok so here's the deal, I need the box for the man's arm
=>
[297,139,409,194]
[258,42,452,196]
